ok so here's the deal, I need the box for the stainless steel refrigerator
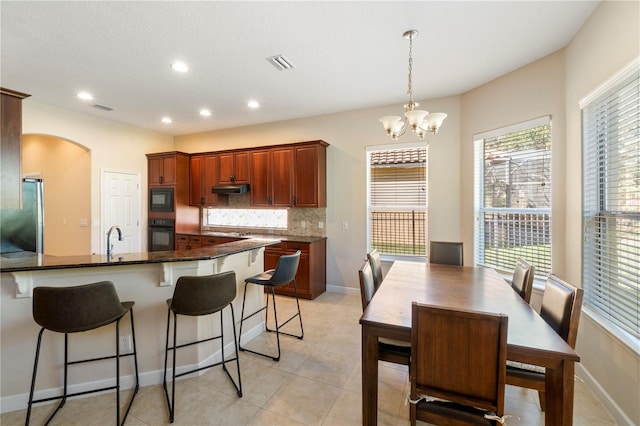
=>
[0,178,44,256]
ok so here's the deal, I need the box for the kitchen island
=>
[0,238,278,413]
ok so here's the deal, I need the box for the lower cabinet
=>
[264,239,326,300]
[176,234,240,250]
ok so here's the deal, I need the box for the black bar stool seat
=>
[26,281,140,425]
[239,250,303,361]
[163,271,242,423]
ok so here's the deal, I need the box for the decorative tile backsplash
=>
[207,208,288,229]
[204,193,326,237]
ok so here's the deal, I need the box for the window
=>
[581,60,639,340]
[474,117,552,279]
[367,143,427,257]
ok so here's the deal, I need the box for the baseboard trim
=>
[576,363,633,425]
[326,284,359,296]
[0,322,265,414]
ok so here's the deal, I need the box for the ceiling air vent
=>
[91,104,115,111]
[266,55,295,71]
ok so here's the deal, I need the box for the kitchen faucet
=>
[106,225,124,258]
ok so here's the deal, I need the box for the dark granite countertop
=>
[177,231,327,244]
[0,238,280,273]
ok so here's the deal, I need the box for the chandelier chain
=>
[407,34,413,103]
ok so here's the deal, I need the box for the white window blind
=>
[474,117,552,278]
[582,60,639,339]
[367,146,427,256]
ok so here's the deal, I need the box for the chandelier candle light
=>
[380,30,447,141]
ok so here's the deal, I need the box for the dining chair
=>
[506,274,583,410]
[27,281,139,426]
[163,271,242,423]
[509,259,535,304]
[239,250,303,361]
[367,249,384,291]
[409,302,509,425]
[429,241,463,266]
[358,261,411,367]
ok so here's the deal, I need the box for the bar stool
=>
[163,271,242,423]
[26,281,139,425]
[239,250,303,361]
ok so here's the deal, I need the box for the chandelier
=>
[379,30,447,141]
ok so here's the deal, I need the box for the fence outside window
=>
[370,210,426,256]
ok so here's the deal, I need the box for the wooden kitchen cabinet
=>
[218,150,250,184]
[250,147,294,207]
[175,234,202,250]
[265,238,326,299]
[1,88,30,209]
[293,142,327,207]
[176,233,240,250]
[201,236,241,246]
[190,154,220,206]
[148,152,189,186]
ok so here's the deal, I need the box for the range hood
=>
[211,184,249,195]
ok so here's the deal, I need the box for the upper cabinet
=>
[250,147,294,207]
[148,152,182,186]
[1,87,31,209]
[183,140,328,209]
[250,141,327,208]
[293,142,327,208]
[218,150,250,185]
[190,154,219,206]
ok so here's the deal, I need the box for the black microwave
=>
[149,187,174,212]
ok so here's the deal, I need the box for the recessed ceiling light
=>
[170,62,189,73]
[77,91,94,101]
[199,109,211,117]
[161,117,172,124]
[248,100,260,109]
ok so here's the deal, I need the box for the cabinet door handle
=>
[200,197,205,205]
[159,176,164,184]
[230,175,235,183]
[268,196,273,205]
[293,196,297,206]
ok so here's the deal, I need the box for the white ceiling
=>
[1,1,599,136]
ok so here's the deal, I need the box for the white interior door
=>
[102,169,141,254]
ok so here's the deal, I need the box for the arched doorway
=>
[22,134,91,256]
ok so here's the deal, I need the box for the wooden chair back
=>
[540,274,584,348]
[511,259,535,304]
[358,260,376,311]
[506,274,583,411]
[367,249,384,291]
[410,302,508,424]
[429,241,463,266]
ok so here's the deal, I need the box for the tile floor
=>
[2,292,616,425]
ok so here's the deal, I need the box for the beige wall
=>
[459,3,640,422]
[22,135,91,256]
[564,1,640,424]
[460,50,566,270]
[21,102,174,254]
[12,2,639,420]
[175,95,462,291]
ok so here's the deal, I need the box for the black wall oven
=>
[148,218,175,251]
[149,187,174,212]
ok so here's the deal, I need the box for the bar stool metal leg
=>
[25,282,139,426]
[239,279,304,362]
[162,272,242,423]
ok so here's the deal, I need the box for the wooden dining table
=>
[359,261,580,426]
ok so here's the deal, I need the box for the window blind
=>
[474,117,552,278]
[368,147,427,256]
[582,61,639,339]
